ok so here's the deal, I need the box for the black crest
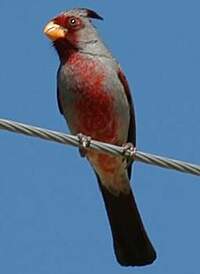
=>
[80,8,103,20]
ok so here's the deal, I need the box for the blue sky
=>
[0,0,200,273]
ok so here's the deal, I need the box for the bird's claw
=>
[77,133,92,157]
[122,143,136,168]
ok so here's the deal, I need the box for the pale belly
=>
[58,54,131,191]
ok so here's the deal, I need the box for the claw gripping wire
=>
[0,118,200,176]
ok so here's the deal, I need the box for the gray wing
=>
[57,67,64,114]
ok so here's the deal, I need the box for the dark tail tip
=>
[97,176,156,267]
[115,239,156,266]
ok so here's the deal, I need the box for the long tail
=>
[96,175,156,266]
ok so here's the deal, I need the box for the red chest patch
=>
[68,53,118,143]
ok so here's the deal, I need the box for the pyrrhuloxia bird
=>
[44,8,156,267]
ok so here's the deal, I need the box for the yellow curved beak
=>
[43,21,67,41]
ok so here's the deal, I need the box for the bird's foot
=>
[122,142,136,168]
[77,133,92,158]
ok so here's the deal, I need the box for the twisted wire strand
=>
[0,118,200,176]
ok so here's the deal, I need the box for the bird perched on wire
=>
[44,8,156,267]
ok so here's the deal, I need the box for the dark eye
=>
[69,17,77,26]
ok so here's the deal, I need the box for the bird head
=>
[43,8,103,60]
